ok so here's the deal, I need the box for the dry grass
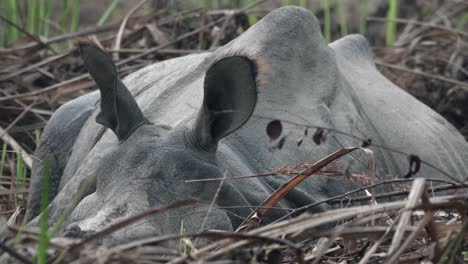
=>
[1,166,467,263]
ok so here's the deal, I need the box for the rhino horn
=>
[191,56,257,152]
[79,43,149,141]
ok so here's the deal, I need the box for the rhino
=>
[27,6,468,243]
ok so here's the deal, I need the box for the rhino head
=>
[57,44,259,241]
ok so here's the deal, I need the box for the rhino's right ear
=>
[190,56,257,152]
[79,44,149,141]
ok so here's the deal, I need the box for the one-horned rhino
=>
[27,7,468,243]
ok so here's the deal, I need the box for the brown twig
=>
[367,17,468,38]
[236,147,360,232]
[113,0,148,61]
[0,241,34,264]
[0,52,71,82]
[0,16,56,54]
[375,60,468,91]
[388,178,426,254]
[0,127,33,169]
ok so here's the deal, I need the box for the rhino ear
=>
[192,56,257,151]
[79,44,148,141]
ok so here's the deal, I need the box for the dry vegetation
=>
[0,0,467,263]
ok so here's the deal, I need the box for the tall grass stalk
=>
[337,0,347,37]
[385,0,398,46]
[243,0,257,25]
[39,0,54,37]
[61,0,70,32]
[5,0,20,45]
[201,0,210,8]
[320,0,331,43]
[457,13,468,30]
[359,0,368,35]
[60,0,80,33]
[35,129,42,146]
[97,0,120,26]
[16,149,25,190]
[27,0,37,34]
[143,2,152,15]
[38,0,45,35]
[299,0,307,8]
[38,159,51,264]
[0,143,7,177]
[69,0,80,33]
[437,222,468,263]
[179,220,186,254]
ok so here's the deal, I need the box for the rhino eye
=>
[125,151,149,168]
[156,124,172,131]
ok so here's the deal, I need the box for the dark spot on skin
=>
[266,120,283,141]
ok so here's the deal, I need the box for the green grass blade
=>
[61,0,70,33]
[337,0,347,37]
[299,0,307,8]
[69,0,80,33]
[321,0,331,43]
[5,0,20,45]
[27,0,37,34]
[34,129,42,146]
[179,220,185,253]
[201,0,210,8]
[0,143,7,177]
[143,2,152,15]
[97,0,120,26]
[16,149,24,190]
[242,0,257,25]
[38,0,45,35]
[456,13,468,30]
[385,0,398,46]
[43,0,53,37]
[437,222,468,263]
[359,0,368,35]
[38,159,51,264]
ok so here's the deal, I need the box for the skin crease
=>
[27,7,468,245]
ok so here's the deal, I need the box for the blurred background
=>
[0,0,467,216]
[3,0,454,47]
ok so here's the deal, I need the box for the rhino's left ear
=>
[79,43,149,141]
[191,56,257,151]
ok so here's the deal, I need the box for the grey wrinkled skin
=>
[27,7,468,244]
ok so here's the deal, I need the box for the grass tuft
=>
[359,0,368,35]
[337,0,348,37]
[321,0,331,43]
[456,13,468,30]
[27,0,37,34]
[37,159,51,264]
[243,0,257,25]
[385,0,398,46]
[437,222,468,263]
[0,143,7,177]
[4,0,20,46]
[69,0,80,33]
[97,0,120,26]
[16,149,25,192]
[179,220,186,254]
